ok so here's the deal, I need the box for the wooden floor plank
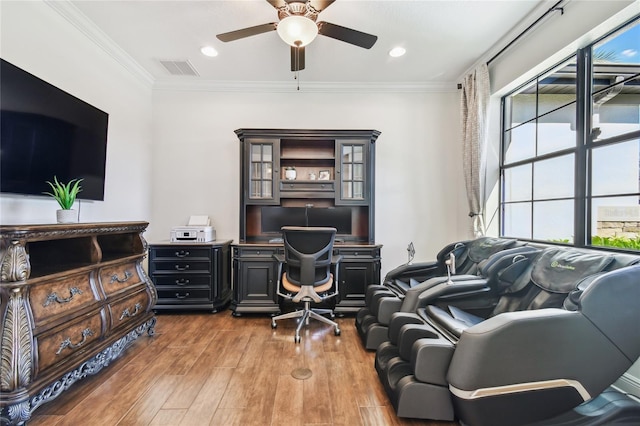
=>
[27,310,459,426]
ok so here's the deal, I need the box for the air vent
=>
[159,60,199,76]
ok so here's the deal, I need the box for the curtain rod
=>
[487,0,566,66]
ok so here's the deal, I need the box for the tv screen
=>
[0,59,109,201]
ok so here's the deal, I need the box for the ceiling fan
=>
[216,0,378,72]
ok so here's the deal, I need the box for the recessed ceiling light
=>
[389,47,406,58]
[201,46,218,57]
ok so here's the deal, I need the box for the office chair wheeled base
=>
[271,301,341,343]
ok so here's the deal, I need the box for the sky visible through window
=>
[594,21,640,63]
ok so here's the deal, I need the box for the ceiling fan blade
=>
[309,0,336,12]
[266,0,286,9]
[291,45,305,71]
[317,21,377,49]
[216,23,277,42]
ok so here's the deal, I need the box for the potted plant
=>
[44,176,83,223]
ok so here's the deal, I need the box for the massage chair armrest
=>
[403,277,489,313]
[383,260,442,285]
[411,337,455,386]
[365,284,392,304]
[397,323,439,361]
[365,285,397,307]
[388,312,425,345]
[447,309,632,400]
[375,296,404,325]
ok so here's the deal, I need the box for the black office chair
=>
[271,226,341,343]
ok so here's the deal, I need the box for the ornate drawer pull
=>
[110,270,133,284]
[175,292,190,299]
[43,287,83,307]
[56,328,94,354]
[175,278,190,285]
[175,250,190,257]
[174,264,190,271]
[119,303,142,320]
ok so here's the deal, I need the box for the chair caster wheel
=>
[330,312,335,319]
[334,328,341,336]
[271,321,277,329]
[294,335,301,343]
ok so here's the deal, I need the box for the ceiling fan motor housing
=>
[278,1,319,22]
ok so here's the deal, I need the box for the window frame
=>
[499,17,640,252]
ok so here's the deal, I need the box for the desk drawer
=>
[151,260,211,274]
[151,247,211,260]
[280,181,335,192]
[157,288,211,303]
[235,247,278,258]
[151,274,211,288]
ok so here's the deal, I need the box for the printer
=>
[170,215,216,243]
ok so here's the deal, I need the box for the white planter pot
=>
[56,209,78,224]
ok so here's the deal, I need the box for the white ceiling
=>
[67,0,546,87]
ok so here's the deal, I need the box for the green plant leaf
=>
[43,176,83,210]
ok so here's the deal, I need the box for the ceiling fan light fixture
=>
[277,15,318,47]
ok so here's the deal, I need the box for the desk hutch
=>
[232,129,382,315]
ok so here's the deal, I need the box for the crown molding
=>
[153,79,457,94]
[45,0,154,87]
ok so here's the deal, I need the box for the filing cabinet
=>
[149,240,232,312]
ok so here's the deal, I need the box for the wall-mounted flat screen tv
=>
[0,59,109,201]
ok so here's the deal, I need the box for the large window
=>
[501,18,640,251]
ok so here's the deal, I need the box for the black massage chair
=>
[374,246,640,426]
[356,237,533,349]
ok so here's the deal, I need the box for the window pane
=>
[262,162,272,180]
[592,139,640,196]
[505,81,537,126]
[251,145,261,162]
[592,75,640,141]
[261,181,271,198]
[353,182,364,199]
[533,155,574,200]
[504,122,536,163]
[353,164,364,181]
[343,164,352,180]
[503,164,532,202]
[502,202,532,239]
[537,103,577,155]
[538,58,577,116]
[342,145,352,161]
[533,200,574,242]
[592,196,640,250]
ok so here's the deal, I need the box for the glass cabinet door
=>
[247,140,278,204]
[337,141,368,205]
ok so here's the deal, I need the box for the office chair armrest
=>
[273,253,285,263]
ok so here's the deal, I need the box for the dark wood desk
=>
[231,242,381,315]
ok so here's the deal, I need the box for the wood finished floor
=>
[30,311,459,426]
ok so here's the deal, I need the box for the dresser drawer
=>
[36,311,104,373]
[108,288,151,331]
[151,247,211,260]
[30,271,99,325]
[157,288,211,303]
[150,260,211,274]
[99,262,144,296]
[151,274,211,288]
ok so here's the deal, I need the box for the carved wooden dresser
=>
[0,222,157,425]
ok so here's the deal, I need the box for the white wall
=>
[150,88,466,276]
[0,1,153,225]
